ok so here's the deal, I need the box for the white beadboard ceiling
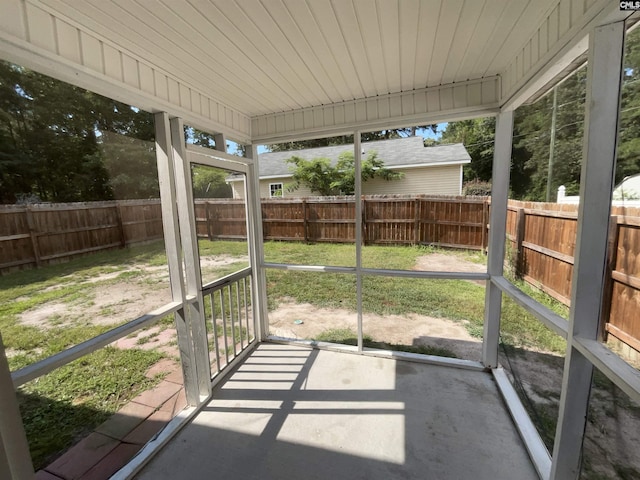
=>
[1,0,626,141]
[40,0,558,117]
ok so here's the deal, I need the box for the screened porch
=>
[1,2,640,480]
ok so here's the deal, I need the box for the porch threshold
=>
[133,342,539,480]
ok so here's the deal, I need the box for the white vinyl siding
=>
[229,177,314,199]
[363,165,462,196]
[233,166,463,198]
[259,178,314,198]
[229,179,245,199]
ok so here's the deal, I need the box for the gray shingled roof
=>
[256,137,470,178]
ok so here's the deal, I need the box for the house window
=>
[269,183,283,197]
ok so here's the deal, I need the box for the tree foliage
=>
[286,150,403,196]
[440,117,495,182]
[268,126,437,152]
[0,61,156,203]
[191,165,232,198]
[439,27,640,201]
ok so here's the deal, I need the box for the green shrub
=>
[463,179,492,196]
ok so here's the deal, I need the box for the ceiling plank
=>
[399,0,420,92]
[378,0,401,93]
[353,0,389,95]
[306,0,365,100]
[440,0,487,85]
[427,0,464,86]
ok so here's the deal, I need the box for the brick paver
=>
[130,380,182,408]
[121,408,173,445]
[46,433,120,480]
[41,358,187,480]
[78,443,141,480]
[95,401,156,440]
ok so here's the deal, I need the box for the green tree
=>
[100,131,158,199]
[286,150,402,196]
[440,117,495,182]
[617,26,640,185]
[0,61,156,203]
[191,165,232,198]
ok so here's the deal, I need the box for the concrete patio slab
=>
[135,343,538,480]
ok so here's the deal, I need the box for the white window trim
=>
[269,182,284,198]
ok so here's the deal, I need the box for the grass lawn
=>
[1,239,571,469]
[0,243,169,469]
[262,241,568,354]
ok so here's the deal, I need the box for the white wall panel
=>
[139,63,154,96]
[252,77,500,144]
[167,78,180,105]
[103,43,122,82]
[1,0,27,40]
[56,19,80,64]
[79,31,102,73]
[25,3,54,51]
[122,55,139,89]
[389,96,402,118]
[0,1,252,143]
[179,84,191,111]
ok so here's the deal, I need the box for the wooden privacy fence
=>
[506,200,640,353]
[2,195,639,354]
[0,200,163,274]
[194,195,489,250]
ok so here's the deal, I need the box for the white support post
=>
[482,110,514,368]
[354,132,363,352]
[246,145,269,341]
[170,117,212,399]
[550,21,625,480]
[0,334,34,480]
[154,112,199,406]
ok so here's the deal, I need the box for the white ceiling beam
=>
[251,77,500,144]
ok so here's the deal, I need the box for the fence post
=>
[206,202,213,241]
[414,198,421,245]
[114,202,126,247]
[24,206,41,268]
[302,200,308,243]
[481,200,488,253]
[361,197,366,245]
[514,208,526,278]
[261,202,267,241]
[599,216,619,342]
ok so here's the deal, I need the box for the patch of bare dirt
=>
[413,252,486,273]
[19,281,172,329]
[18,255,246,330]
[113,325,179,358]
[268,301,482,360]
[200,255,248,269]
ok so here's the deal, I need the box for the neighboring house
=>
[558,175,640,206]
[227,136,471,199]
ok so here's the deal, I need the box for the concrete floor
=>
[136,343,539,480]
